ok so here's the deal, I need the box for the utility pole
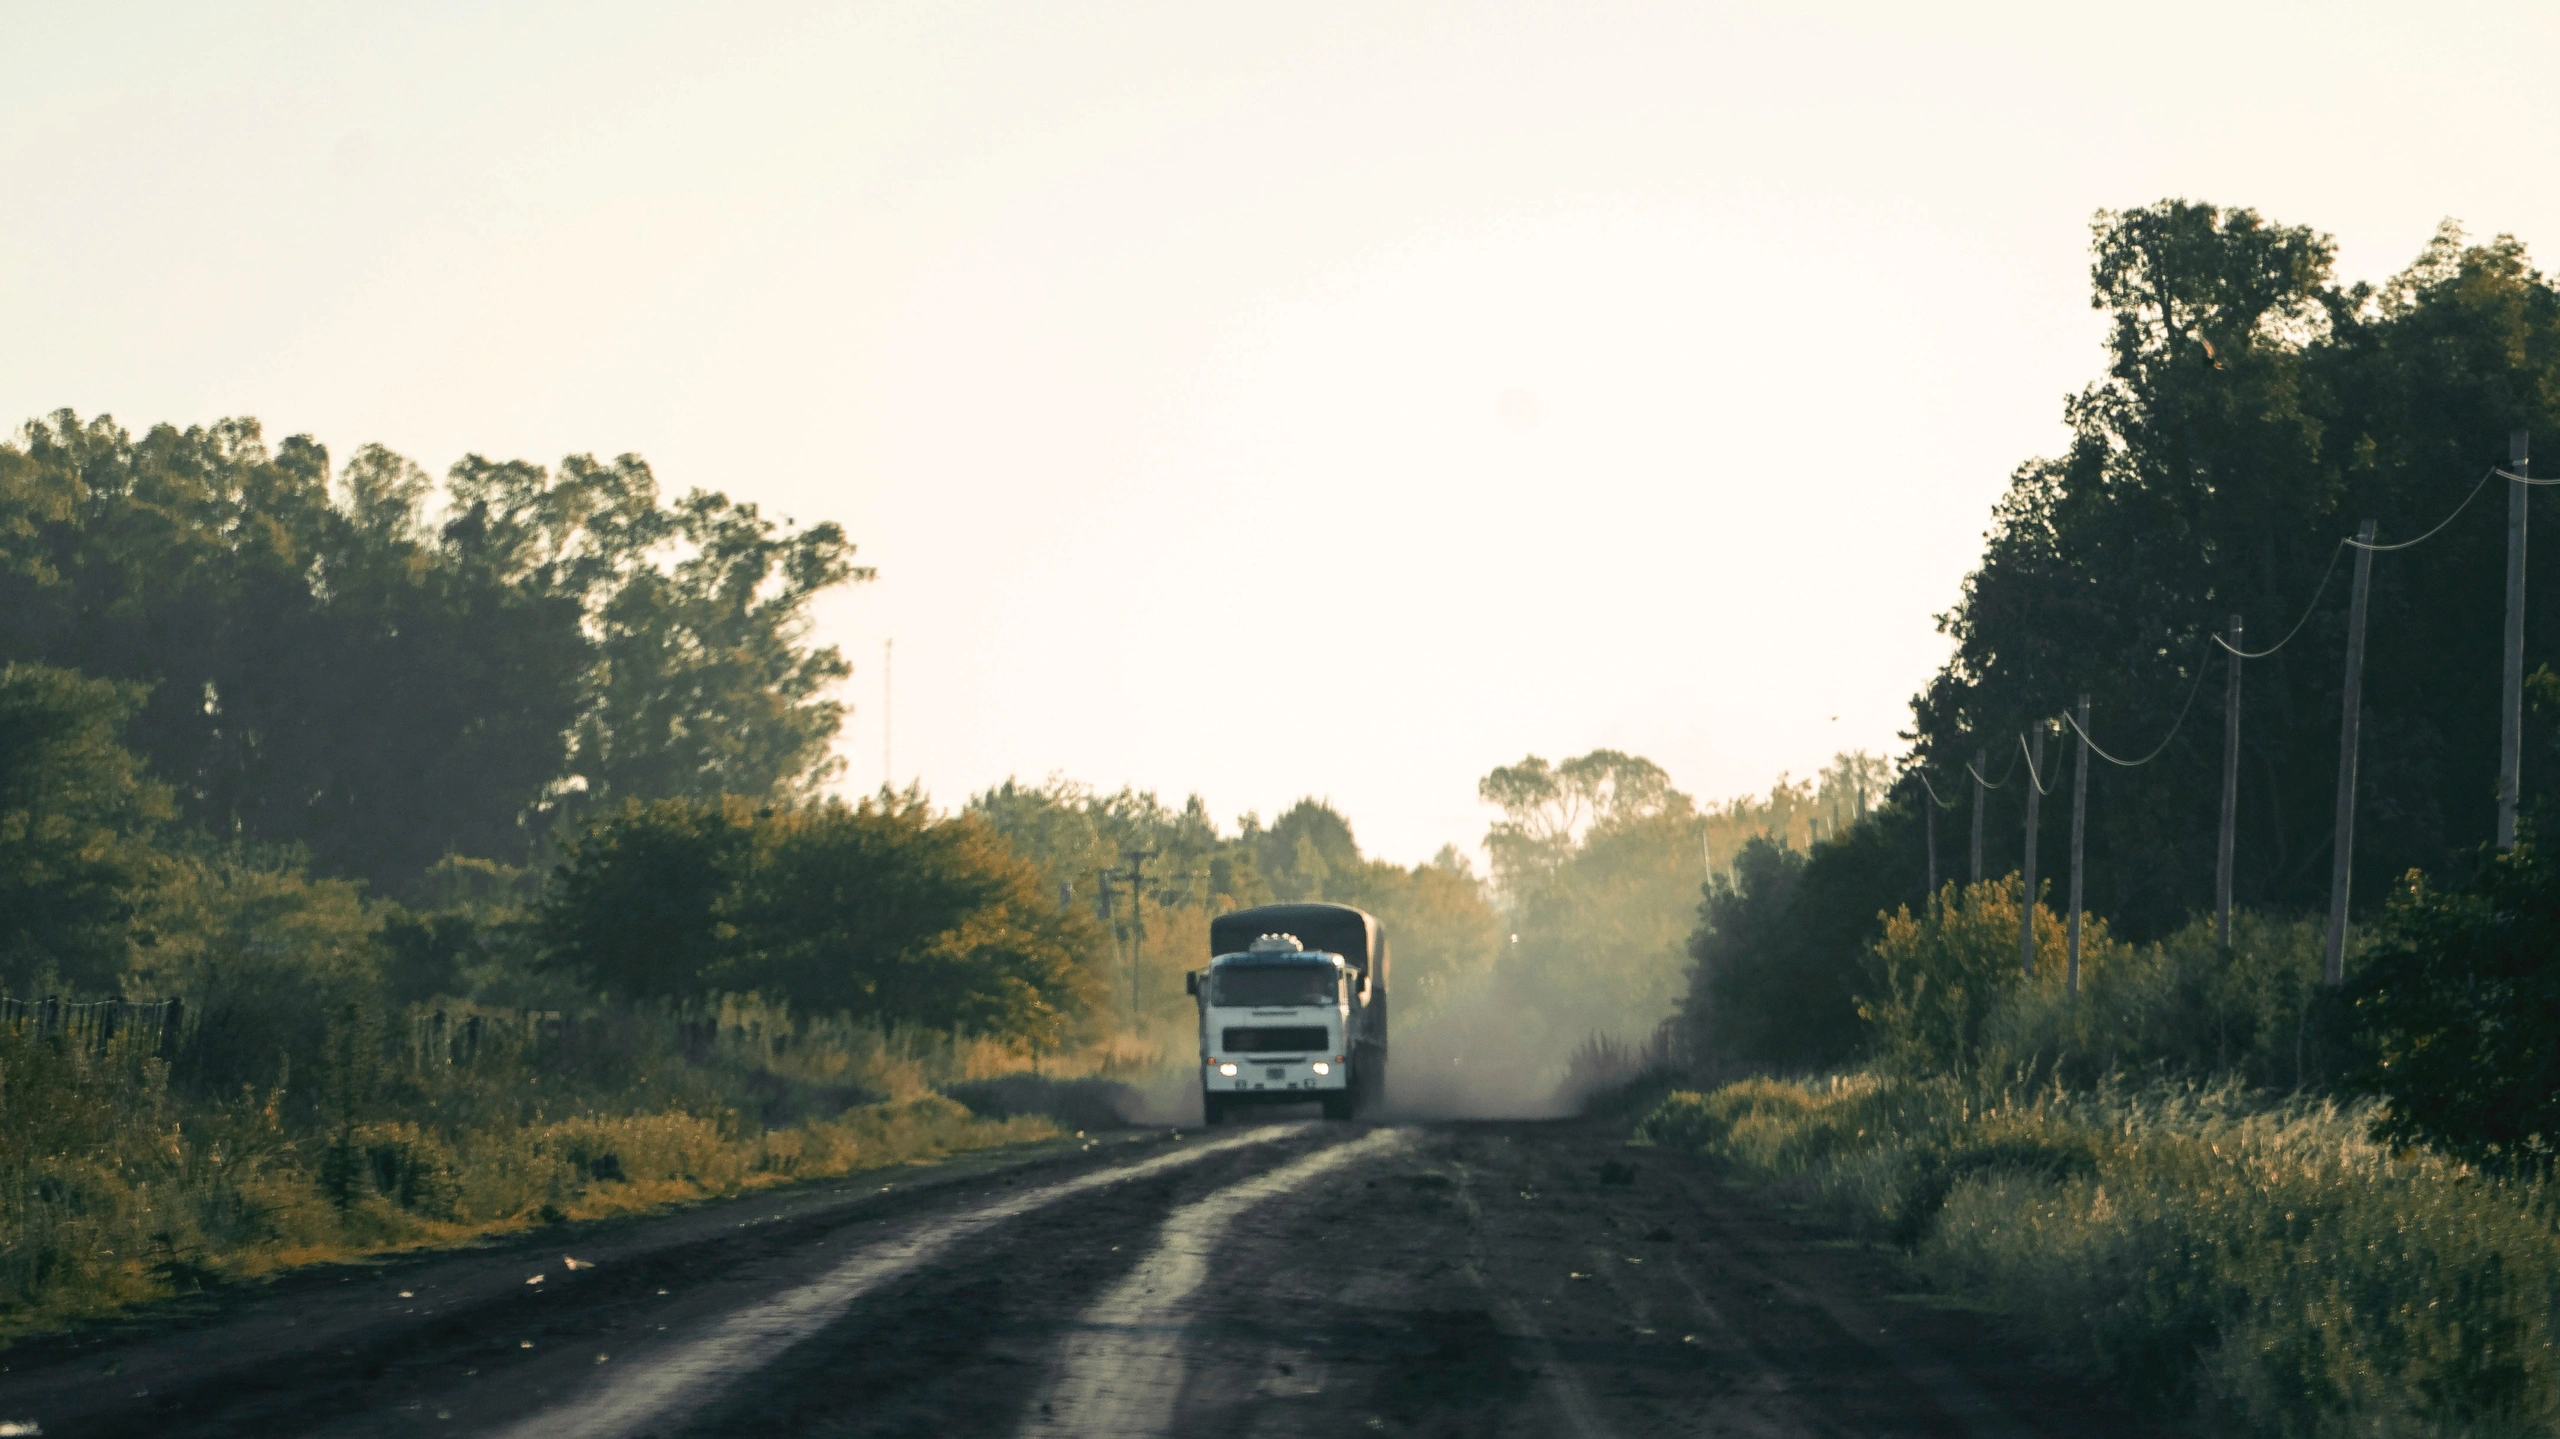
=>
[2217,615,2243,950]
[1123,848,1154,1022]
[2325,520,2378,987]
[2067,696,2090,999]
[882,638,893,792]
[2020,725,2044,978]
[2501,431,2531,851]
[1095,865,1127,1025]
[1925,786,1938,900]
[1970,747,1986,885]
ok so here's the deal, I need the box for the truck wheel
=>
[1321,1092,1354,1121]
[1202,1094,1226,1126]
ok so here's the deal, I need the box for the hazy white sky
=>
[9,2,2560,864]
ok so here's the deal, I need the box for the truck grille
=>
[1222,1026,1327,1053]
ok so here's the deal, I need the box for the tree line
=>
[0,406,1829,1084]
[1914,204,2560,939]
[965,750,1865,1081]
[0,412,863,892]
[0,413,1123,1064]
[1686,202,2560,1164]
[965,778,1500,1034]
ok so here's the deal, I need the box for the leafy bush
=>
[535,798,752,1003]
[1860,876,2066,1075]
[127,846,385,1110]
[540,795,1103,1044]
[1858,879,2335,1089]
[2347,836,2560,1171]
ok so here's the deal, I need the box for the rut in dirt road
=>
[1023,1128,1411,1437]
[489,1127,1293,1439]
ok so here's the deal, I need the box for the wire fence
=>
[0,994,850,1072]
[390,1007,804,1067]
[0,995,185,1055]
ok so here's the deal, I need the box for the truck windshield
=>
[1211,965,1338,1008]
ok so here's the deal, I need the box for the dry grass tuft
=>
[1640,1077,2560,1437]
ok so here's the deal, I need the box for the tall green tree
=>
[0,414,870,891]
[0,415,584,888]
[1479,750,1704,1049]
[534,459,866,808]
[1247,798,1364,902]
[535,796,757,1003]
[968,777,1239,913]
[1681,804,1930,1073]
[0,664,172,993]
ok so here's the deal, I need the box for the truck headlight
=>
[1217,1062,1238,1076]
[1310,1061,1331,1075]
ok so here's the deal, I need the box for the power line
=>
[2019,728,2062,796]
[1927,447,2530,984]
[2348,468,2499,552]
[2214,539,2346,660]
[2057,639,2215,768]
[1965,749,2019,790]
[2209,466,2506,662]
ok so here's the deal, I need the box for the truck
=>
[1184,901,1389,1123]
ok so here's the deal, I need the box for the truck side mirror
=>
[1184,971,1200,997]
[1357,973,1372,1005]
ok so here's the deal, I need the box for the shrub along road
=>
[0,1118,2168,1438]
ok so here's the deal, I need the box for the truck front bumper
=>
[1205,1058,1347,1095]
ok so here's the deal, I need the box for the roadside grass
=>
[1637,1076,2560,1438]
[0,1001,1084,1342]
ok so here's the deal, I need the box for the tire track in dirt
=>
[1020,1128,1409,1437]
[1450,1157,1617,1439]
[489,1127,1293,1439]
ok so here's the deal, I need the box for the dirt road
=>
[1,1118,2164,1437]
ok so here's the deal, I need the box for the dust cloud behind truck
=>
[1186,902,1389,1123]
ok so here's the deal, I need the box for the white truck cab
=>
[1190,934,1357,1123]
[1189,900,1389,1122]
